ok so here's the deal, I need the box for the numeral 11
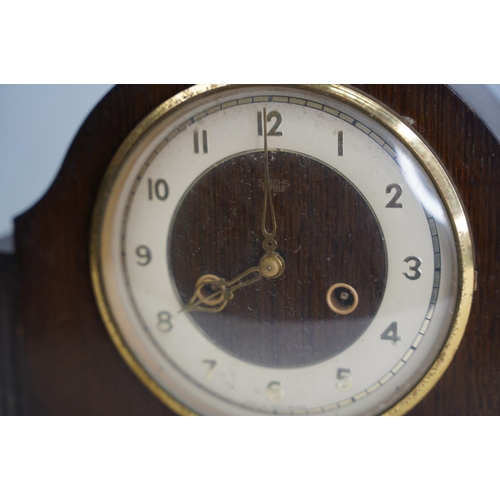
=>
[194,130,208,154]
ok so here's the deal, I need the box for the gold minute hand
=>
[183,267,263,313]
[261,108,278,255]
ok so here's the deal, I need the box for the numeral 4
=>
[381,322,401,344]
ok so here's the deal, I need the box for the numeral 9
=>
[136,246,152,266]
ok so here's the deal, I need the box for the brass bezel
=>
[90,84,474,416]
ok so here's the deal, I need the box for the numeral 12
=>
[258,110,283,137]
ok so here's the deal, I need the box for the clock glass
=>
[91,84,474,415]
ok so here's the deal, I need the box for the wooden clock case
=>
[2,84,499,415]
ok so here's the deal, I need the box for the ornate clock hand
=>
[258,108,286,281]
[261,107,278,255]
[183,266,263,313]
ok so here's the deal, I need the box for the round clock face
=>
[91,84,474,415]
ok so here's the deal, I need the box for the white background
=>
[1,4,498,498]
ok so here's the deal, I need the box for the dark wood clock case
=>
[1,84,499,415]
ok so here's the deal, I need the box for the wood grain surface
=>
[10,84,500,415]
[170,151,386,367]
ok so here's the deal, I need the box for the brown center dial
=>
[169,150,387,368]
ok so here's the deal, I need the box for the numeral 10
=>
[148,179,169,201]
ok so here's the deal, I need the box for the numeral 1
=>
[338,131,344,156]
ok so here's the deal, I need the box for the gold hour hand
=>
[183,267,263,313]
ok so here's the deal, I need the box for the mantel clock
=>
[3,84,499,416]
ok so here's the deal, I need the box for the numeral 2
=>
[386,184,403,208]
